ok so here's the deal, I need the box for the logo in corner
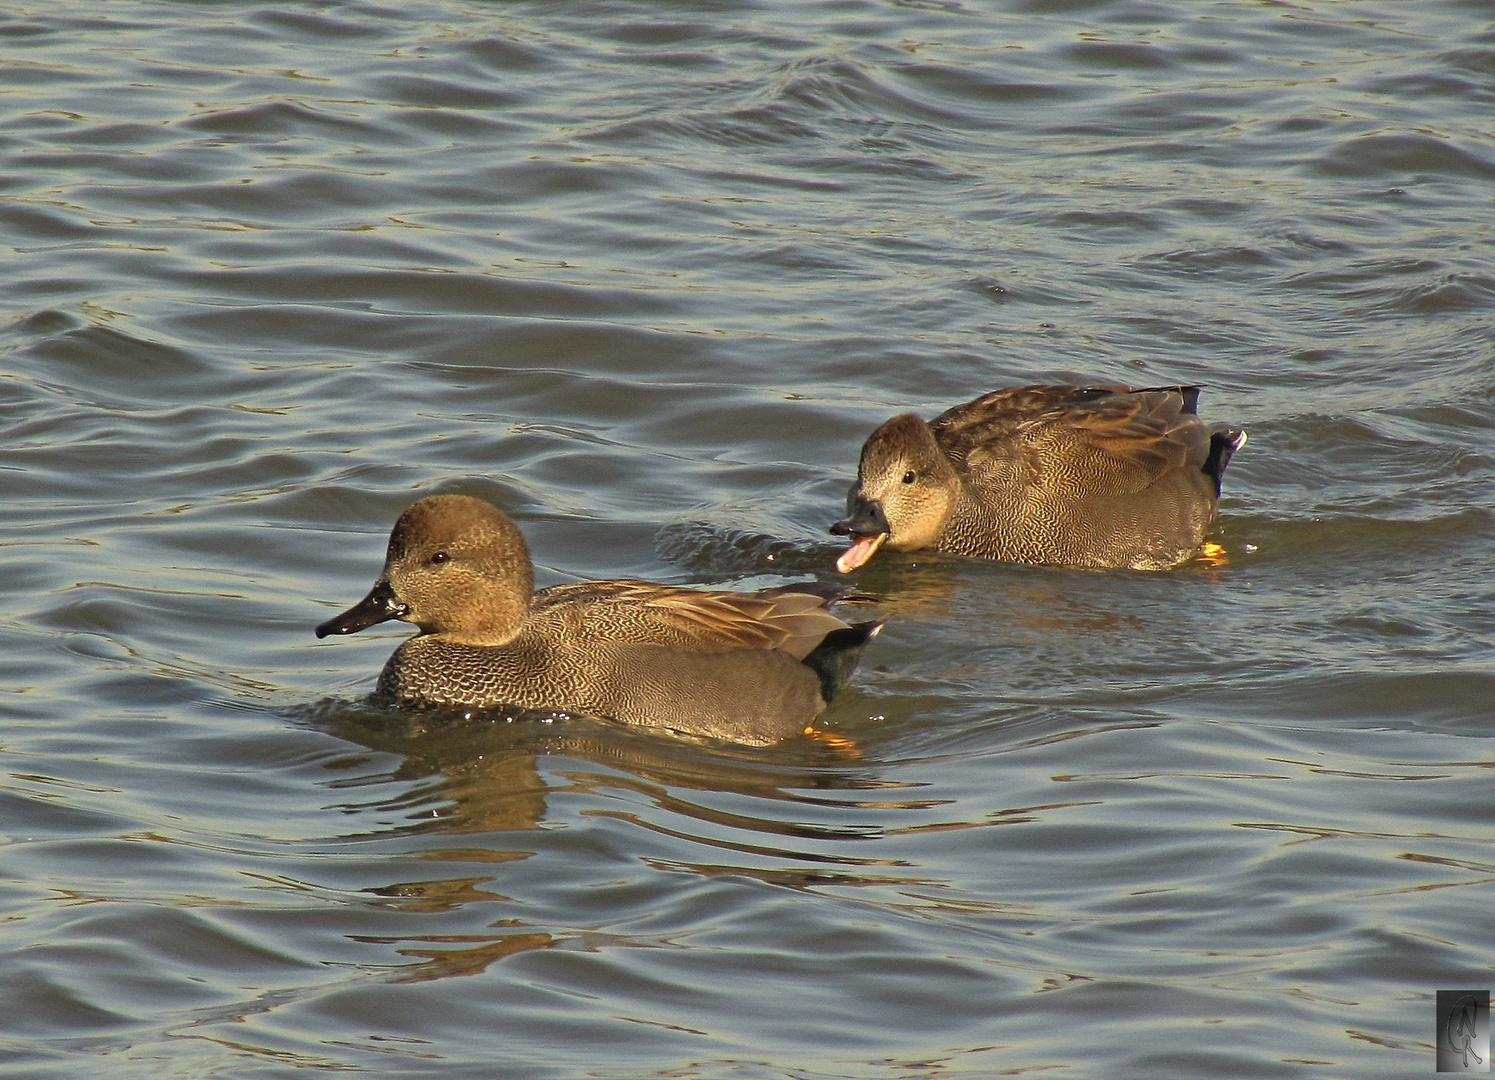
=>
[1439,990,1490,1073]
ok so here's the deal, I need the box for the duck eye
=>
[902,471,916,484]
[430,551,450,565]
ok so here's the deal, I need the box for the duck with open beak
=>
[829,385,1246,573]
[828,496,890,574]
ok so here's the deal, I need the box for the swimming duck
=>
[316,495,881,745]
[831,384,1245,572]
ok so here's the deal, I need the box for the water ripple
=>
[0,1,1490,1077]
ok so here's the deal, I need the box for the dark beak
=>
[829,495,889,538]
[315,579,409,638]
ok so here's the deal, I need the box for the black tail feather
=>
[803,621,883,704]
[1203,428,1247,496]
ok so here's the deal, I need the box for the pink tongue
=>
[835,533,886,574]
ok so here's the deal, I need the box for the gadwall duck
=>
[831,384,1245,572]
[316,495,881,745]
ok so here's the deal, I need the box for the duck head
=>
[830,414,960,573]
[316,495,533,645]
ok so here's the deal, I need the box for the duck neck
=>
[440,574,531,646]
[937,477,995,556]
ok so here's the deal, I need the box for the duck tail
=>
[1128,384,1202,413]
[803,621,883,704]
[1203,428,1247,496]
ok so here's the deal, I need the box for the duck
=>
[830,384,1245,572]
[316,495,881,745]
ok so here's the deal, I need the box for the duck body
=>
[317,496,879,745]
[832,384,1245,572]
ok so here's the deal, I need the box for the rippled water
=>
[3,0,1493,1076]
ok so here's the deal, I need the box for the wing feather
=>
[531,581,850,659]
[931,384,1210,495]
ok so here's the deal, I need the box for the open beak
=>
[829,497,890,574]
[315,579,409,638]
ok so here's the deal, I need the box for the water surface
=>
[2,0,1493,1076]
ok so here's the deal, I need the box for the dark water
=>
[3,0,1493,1076]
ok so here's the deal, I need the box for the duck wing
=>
[930,384,1210,495]
[531,581,853,660]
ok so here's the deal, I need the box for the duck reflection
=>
[321,700,927,841]
[816,546,1144,635]
[327,704,553,836]
[304,700,1079,981]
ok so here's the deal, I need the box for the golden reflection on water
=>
[851,551,1159,635]
[384,932,557,983]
